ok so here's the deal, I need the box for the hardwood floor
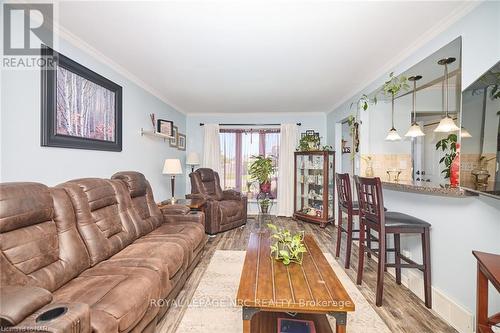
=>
[157,216,458,333]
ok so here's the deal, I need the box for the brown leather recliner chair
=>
[187,168,247,235]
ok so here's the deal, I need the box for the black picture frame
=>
[169,126,178,148]
[157,119,173,137]
[177,133,186,151]
[41,46,123,151]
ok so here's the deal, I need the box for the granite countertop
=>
[381,180,476,197]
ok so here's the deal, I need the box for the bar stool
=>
[335,173,384,269]
[335,172,360,269]
[354,176,432,308]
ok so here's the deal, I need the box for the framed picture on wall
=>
[177,133,186,151]
[169,126,178,147]
[157,119,173,137]
[41,46,123,151]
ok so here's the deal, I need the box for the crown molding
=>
[186,111,327,117]
[327,1,480,115]
[52,21,187,115]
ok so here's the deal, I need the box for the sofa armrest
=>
[158,204,190,215]
[222,190,245,201]
[0,286,52,326]
[163,211,205,227]
[12,303,91,333]
[185,193,206,200]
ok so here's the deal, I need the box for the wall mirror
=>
[460,61,500,199]
[363,37,462,188]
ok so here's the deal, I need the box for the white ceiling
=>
[56,1,475,114]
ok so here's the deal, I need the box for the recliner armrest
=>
[222,190,245,201]
[0,286,52,326]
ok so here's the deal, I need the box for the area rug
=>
[174,250,391,333]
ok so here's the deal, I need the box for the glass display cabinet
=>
[294,150,335,227]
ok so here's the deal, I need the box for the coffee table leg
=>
[242,307,260,333]
[330,312,347,333]
[336,323,346,333]
[243,319,251,333]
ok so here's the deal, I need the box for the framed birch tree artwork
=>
[41,46,123,151]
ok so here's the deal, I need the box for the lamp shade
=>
[385,128,402,141]
[434,116,460,133]
[461,127,472,138]
[405,123,425,137]
[163,159,182,175]
[186,152,200,165]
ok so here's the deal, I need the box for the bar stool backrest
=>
[336,173,353,210]
[354,176,385,230]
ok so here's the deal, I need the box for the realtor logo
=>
[3,3,53,55]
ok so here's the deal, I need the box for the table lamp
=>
[186,152,200,172]
[163,159,182,203]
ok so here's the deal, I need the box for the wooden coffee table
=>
[236,232,355,333]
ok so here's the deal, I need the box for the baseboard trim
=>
[395,268,474,333]
[350,240,474,333]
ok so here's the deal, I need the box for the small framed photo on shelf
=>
[169,126,178,147]
[157,119,173,137]
[177,133,186,151]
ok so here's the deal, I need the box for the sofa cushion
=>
[0,183,90,291]
[58,179,137,266]
[54,266,160,333]
[111,241,185,280]
[111,172,163,237]
[148,223,205,257]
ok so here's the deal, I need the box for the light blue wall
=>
[1,29,186,200]
[326,1,500,319]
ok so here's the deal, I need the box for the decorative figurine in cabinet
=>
[293,150,335,227]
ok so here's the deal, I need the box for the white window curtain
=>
[276,123,298,217]
[202,124,221,173]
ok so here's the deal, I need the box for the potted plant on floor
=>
[249,155,276,194]
[259,198,271,214]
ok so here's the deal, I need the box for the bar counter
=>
[381,180,476,198]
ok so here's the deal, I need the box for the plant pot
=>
[308,142,317,150]
[260,182,271,193]
[261,205,269,214]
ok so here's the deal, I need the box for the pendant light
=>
[405,75,425,137]
[435,57,460,132]
[385,93,402,141]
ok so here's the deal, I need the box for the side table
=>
[158,198,205,211]
[472,251,500,333]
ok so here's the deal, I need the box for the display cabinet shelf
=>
[294,150,335,228]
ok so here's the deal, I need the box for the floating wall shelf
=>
[140,128,174,142]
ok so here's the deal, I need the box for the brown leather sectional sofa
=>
[0,171,207,333]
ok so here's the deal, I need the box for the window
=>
[220,129,280,198]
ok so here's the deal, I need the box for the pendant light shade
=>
[461,127,472,138]
[386,128,402,141]
[434,57,459,133]
[386,94,401,141]
[405,123,425,137]
[435,116,460,132]
[405,75,425,137]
